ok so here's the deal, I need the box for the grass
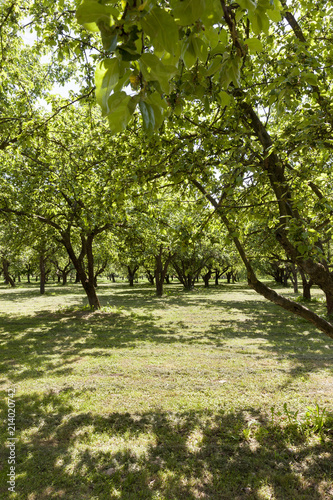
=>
[0,280,332,499]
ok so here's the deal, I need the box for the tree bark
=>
[39,254,46,295]
[61,232,101,309]
[299,269,313,300]
[202,270,211,287]
[2,257,15,287]
[154,248,171,297]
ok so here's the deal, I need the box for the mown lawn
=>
[0,281,332,499]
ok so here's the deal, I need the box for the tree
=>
[75,0,333,338]
[0,104,146,308]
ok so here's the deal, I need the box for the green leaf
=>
[146,92,168,130]
[192,36,208,63]
[237,0,257,12]
[203,26,220,48]
[206,55,223,77]
[200,0,223,25]
[118,47,141,61]
[107,92,137,134]
[245,37,264,53]
[229,57,241,87]
[141,7,179,56]
[256,10,270,35]
[172,0,206,26]
[217,90,231,107]
[181,38,197,68]
[249,10,270,36]
[95,58,120,115]
[140,54,178,93]
[266,7,282,22]
[302,72,318,86]
[139,100,155,135]
[76,0,118,32]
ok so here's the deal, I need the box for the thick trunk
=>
[325,292,333,316]
[146,270,155,285]
[183,274,195,290]
[82,280,100,309]
[202,270,211,288]
[127,265,138,287]
[61,232,100,309]
[2,258,15,287]
[300,270,313,300]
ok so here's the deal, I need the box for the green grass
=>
[0,281,332,499]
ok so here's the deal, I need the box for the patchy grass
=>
[0,281,332,499]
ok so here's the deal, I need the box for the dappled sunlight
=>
[1,282,332,498]
[0,390,332,499]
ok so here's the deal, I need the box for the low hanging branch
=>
[190,177,333,340]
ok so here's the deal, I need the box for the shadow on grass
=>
[0,391,332,499]
[0,282,332,385]
[0,283,86,303]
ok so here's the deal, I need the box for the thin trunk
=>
[39,254,46,295]
[290,264,298,294]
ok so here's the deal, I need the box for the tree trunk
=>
[290,265,298,293]
[2,258,15,287]
[146,270,155,285]
[61,232,101,309]
[155,249,171,297]
[299,269,313,300]
[127,265,139,287]
[325,292,333,316]
[202,270,211,288]
[39,254,46,295]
